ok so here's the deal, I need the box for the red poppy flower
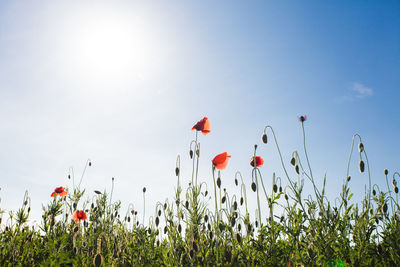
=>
[51,186,68,197]
[299,115,307,122]
[250,156,264,167]
[212,152,231,170]
[72,210,88,224]
[192,117,210,135]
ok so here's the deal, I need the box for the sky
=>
[0,1,399,225]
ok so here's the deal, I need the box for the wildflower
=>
[250,156,264,167]
[192,117,210,135]
[51,187,68,197]
[212,152,231,170]
[72,210,88,224]
[299,115,307,123]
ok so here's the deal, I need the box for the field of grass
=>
[1,116,399,266]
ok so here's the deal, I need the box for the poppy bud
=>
[219,223,224,232]
[372,189,376,196]
[155,216,159,226]
[235,178,238,186]
[175,167,179,176]
[28,207,31,213]
[395,187,398,194]
[68,174,71,179]
[295,165,300,174]
[217,177,221,188]
[209,231,213,239]
[347,176,351,182]
[240,197,244,206]
[137,221,139,226]
[185,201,189,209]
[238,223,242,232]
[204,214,208,222]
[207,223,211,231]
[280,216,284,222]
[273,184,278,193]
[290,157,296,166]
[358,143,364,153]
[205,190,208,196]
[251,182,256,192]
[178,224,182,233]
[231,217,236,227]
[279,186,282,193]
[24,200,28,206]
[189,150,193,159]
[384,169,388,175]
[255,221,258,228]
[285,194,289,201]
[221,196,226,204]
[299,115,306,123]
[94,190,102,195]
[164,226,168,234]
[163,203,167,210]
[128,216,131,222]
[262,133,268,144]
[359,160,365,173]
[89,161,92,167]
[392,179,397,187]
[233,201,237,210]
[74,226,79,232]
[382,203,388,214]
[143,187,146,193]
[73,203,77,209]
[158,209,162,216]
[196,149,200,157]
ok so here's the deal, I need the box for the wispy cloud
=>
[351,82,373,98]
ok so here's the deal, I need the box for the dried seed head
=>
[189,150,193,159]
[251,182,257,192]
[175,167,179,176]
[217,177,221,188]
[358,143,364,153]
[295,165,300,175]
[273,184,278,193]
[359,160,365,173]
[347,176,351,182]
[262,134,268,144]
[28,207,31,213]
[290,157,296,166]
[143,187,146,193]
[384,169,388,175]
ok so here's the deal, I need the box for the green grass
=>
[1,118,399,266]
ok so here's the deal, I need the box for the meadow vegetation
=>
[1,116,399,266]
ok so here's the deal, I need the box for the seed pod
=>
[273,184,278,193]
[262,133,268,144]
[155,217,159,226]
[221,196,226,204]
[175,167,179,176]
[251,182,257,192]
[189,150,193,159]
[372,189,376,196]
[178,224,182,233]
[295,165,300,174]
[347,176,351,182]
[217,177,221,188]
[290,157,296,166]
[240,197,244,206]
[395,187,398,194]
[358,142,364,153]
[359,160,365,173]
[235,178,238,186]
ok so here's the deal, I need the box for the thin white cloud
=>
[351,82,373,98]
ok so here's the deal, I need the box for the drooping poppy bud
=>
[262,133,268,144]
[251,182,257,192]
[358,143,364,153]
[359,160,365,173]
[384,169,388,175]
[290,157,296,166]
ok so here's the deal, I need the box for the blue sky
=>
[0,1,399,224]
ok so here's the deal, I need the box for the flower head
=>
[250,156,264,167]
[51,186,68,197]
[72,210,88,224]
[299,115,307,123]
[192,117,210,135]
[212,152,231,170]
